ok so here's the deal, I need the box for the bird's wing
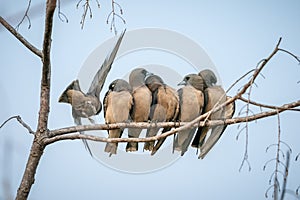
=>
[174,86,204,156]
[87,30,126,96]
[151,86,180,155]
[191,88,210,148]
[198,94,234,159]
[73,113,94,157]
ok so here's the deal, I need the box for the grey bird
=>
[126,68,153,152]
[191,69,235,159]
[58,30,126,156]
[173,74,205,156]
[144,75,179,155]
[103,79,133,156]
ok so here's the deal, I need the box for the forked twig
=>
[16,0,32,30]
[77,0,100,29]
[106,0,126,35]
[0,115,35,134]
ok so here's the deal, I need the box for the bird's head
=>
[109,79,132,92]
[129,68,153,87]
[178,74,205,91]
[145,74,164,92]
[58,80,81,103]
[198,69,217,88]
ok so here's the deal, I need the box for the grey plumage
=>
[144,75,179,155]
[103,79,133,156]
[58,30,126,157]
[126,68,152,152]
[191,69,235,159]
[173,74,205,156]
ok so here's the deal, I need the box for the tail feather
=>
[151,127,171,155]
[74,116,94,157]
[126,128,142,152]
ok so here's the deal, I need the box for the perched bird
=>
[191,69,235,159]
[126,68,153,152]
[173,74,205,156]
[58,30,126,156]
[144,75,179,155]
[103,79,133,156]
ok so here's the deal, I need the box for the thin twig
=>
[280,151,290,200]
[106,0,126,35]
[0,16,43,58]
[77,0,100,29]
[0,116,35,134]
[225,69,255,93]
[239,97,300,112]
[278,48,300,63]
[57,0,69,23]
[16,0,32,30]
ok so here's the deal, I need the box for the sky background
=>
[1,0,300,199]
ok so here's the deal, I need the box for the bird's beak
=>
[177,80,186,86]
[58,92,68,103]
[145,71,154,79]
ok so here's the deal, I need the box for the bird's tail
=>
[144,127,160,151]
[174,128,196,156]
[104,142,118,157]
[81,132,94,157]
[151,127,171,155]
[199,97,235,159]
[104,129,123,156]
[74,116,94,157]
[198,126,223,159]
[126,128,142,152]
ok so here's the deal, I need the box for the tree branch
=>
[106,0,126,35]
[16,0,56,199]
[44,99,300,145]
[0,16,43,58]
[0,115,35,134]
[239,97,300,112]
[15,0,32,30]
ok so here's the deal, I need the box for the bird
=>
[173,74,205,156]
[144,74,179,155]
[58,30,126,157]
[191,69,235,159]
[103,79,133,156]
[126,68,153,152]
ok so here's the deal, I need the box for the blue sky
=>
[1,0,300,199]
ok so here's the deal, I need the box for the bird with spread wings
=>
[58,30,126,157]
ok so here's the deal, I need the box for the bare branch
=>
[77,0,100,29]
[278,48,300,63]
[57,0,69,23]
[0,115,35,134]
[280,151,290,200]
[106,0,126,35]
[239,97,300,112]
[0,16,43,58]
[16,0,57,199]
[273,111,281,200]
[235,38,282,99]
[16,0,32,30]
[45,99,300,144]
[225,69,255,93]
